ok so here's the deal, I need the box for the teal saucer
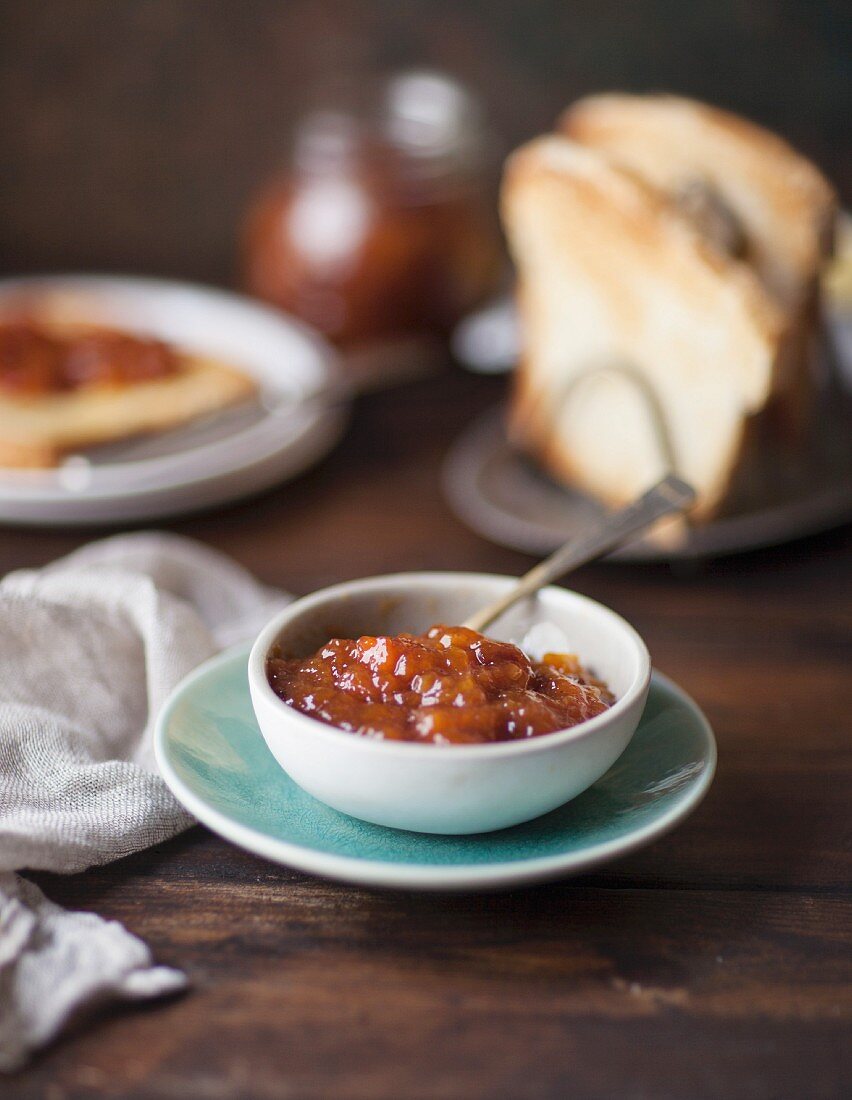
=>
[155,646,716,890]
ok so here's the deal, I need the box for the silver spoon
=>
[463,473,696,634]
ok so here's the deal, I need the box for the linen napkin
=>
[0,532,288,1071]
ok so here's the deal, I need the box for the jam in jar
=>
[267,624,613,745]
[241,71,503,350]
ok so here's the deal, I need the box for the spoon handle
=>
[462,474,696,634]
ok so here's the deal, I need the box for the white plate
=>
[0,275,348,525]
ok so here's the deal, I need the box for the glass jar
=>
[240,71,503,351]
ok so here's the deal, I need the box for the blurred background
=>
[3,0,849,285]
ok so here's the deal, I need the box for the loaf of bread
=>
[502,94,837,523]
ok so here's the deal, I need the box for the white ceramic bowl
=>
[248,573,651,834]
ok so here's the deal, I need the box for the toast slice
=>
[502,136,788,520]
[0,331,257,468]
[560,94,837,313]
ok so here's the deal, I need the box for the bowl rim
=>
[248,571,651,760]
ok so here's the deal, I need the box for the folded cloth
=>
[0,532,288,1071]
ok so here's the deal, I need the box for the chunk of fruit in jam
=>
[267,624,612,744]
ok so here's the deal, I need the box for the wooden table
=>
[7,365,851,1099]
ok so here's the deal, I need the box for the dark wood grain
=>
[3,2,852,1097]
[6,366,851,1100]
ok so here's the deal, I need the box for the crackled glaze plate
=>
[155,645,716,890]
